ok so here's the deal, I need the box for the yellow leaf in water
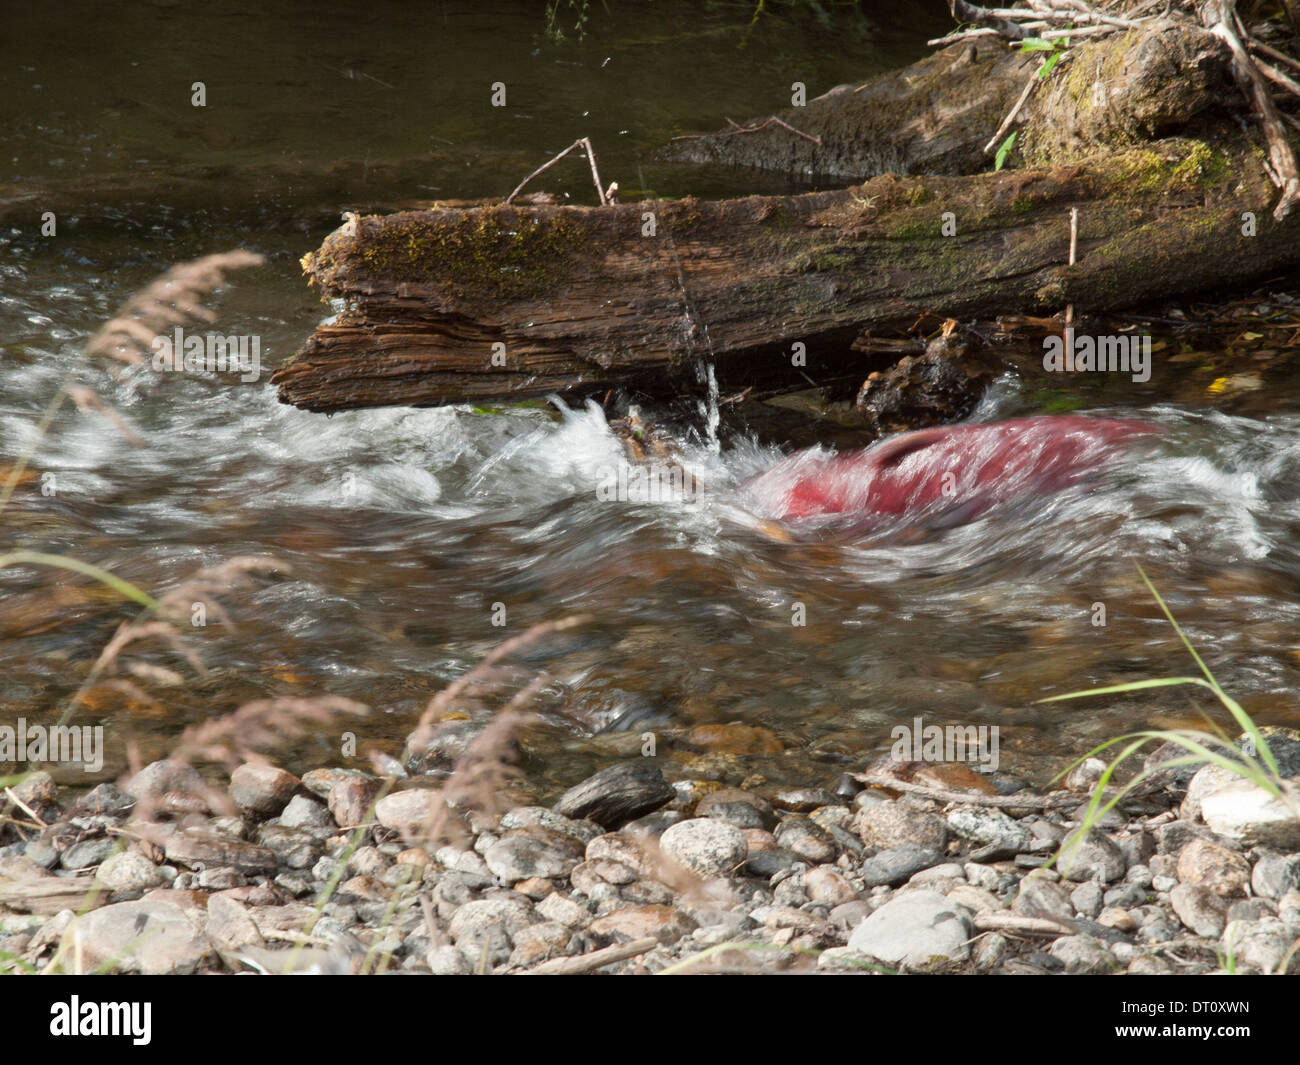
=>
[1207,373,1262,395]
[1240,331,1264,341]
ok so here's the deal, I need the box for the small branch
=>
[672,115,823,147]
[505,138,609,207]
[984,70,1042,154]
[852,772,1081,810]
[1249,36,1300,76]
[1201,0,1300,219]
[521,936,660,975]
[1256,56,1300,99]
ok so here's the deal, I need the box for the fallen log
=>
[272,17,1300,413]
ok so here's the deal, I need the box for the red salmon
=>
[745,414,1157,532]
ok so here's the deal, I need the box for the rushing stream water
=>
[4,1,1300,798]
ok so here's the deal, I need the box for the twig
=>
[852,772,1082,809]
[522,936,660,974]
[505,138,610,207]
[1249,36,1300,76]
[973,912,1077,936]
[671,115,823,147]
[984,70,1043,154]
[1202,0,1300,220]
[3,787,48,828]
[1256,56,1300,99]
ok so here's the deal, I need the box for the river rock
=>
[1070,881,1104,918]
[856,801,948,851]
[1057,828,1126,882]
[1201,779,1300,849]
[279,794,335,832]
[60,838,116,871]
[499,806,603,845]
[1049,934,1117,974]
[860,845,944,887]
[1169,883,1228,937]
[373,788,441,834]
[71,899,212,974]
[125,760,204,802]
[327,775,382,829]
[206,893,264,952]
[1176,837,1250,897]
[509,920,572,966]
[1223,916,1295,973]
[229,763,300,817]
[95,849,169,893]
[696,788,776,827]
[1252,852,1300,899]
[846,890,973,968]
[484,829,583,883]
[945,805,1031,856]
[659,818,747,878]
[448,896,535,967]
[590,903,696,943]
[804,865,858,906]
[1013,875,1074,923]
[552,762,675,829]
[773,817,838,864]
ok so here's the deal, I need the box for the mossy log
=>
[272,20,1300,413]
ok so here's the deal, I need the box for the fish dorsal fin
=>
[868,427,950,468]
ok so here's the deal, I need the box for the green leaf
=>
[1018,37,1056,52]
[994,132,1017,172]
[1038,51,1064,79]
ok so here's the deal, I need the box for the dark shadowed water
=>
[3,1,1300,798]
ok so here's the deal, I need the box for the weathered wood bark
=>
[272,19,1300,413]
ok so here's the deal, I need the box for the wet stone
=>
[860,845,944,887]
[773,817,838,864]
[552,762,675,829]
[701,801,769,831]
[771,788,843,813]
